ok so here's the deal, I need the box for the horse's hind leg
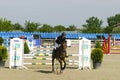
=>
[52,58,55,72]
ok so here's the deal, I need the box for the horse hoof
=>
[61,69,64,73]
[52,70,54,73]
[60,71,63,74]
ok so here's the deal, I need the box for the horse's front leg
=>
[52,58,54,72]
[62,58,66,70]
[59,60,63,73]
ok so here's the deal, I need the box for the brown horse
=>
[52,41,67,73]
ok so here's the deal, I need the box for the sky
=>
[0,0,120,27]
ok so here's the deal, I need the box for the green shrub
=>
[95,41,101,48]
[0,46,8,61]
[24,42,30,54]
[0,37,4,45]
[91,48,103,63]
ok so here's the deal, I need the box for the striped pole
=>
[24,62,78,65]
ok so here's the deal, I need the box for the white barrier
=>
[79,37,91,69]
[9,38,27,69]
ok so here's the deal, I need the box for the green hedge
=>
[95,41,101,48]
[0,46,8,61]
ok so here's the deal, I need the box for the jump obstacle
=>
[23,38,91,70]
[102,35,120,54]
[9,38,91,70]
[24,54,79,66]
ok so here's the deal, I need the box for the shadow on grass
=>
[66,66,78,69]
[37,70,53,74]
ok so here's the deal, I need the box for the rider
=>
[55,32,68,57]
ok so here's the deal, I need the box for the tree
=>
[39,24,53,32]
[107,16,116,27]
[66,25,77,31]
[0,18,13,31]
[107,14,120,27]
[106,14,120,33]
[82,16,103,33]
[24,20,41,32]
[13,23,24,31]
[103,26,113,33]
[112,26,120,33]
[54,25,66,32]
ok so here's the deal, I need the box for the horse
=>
[52,41,67,73]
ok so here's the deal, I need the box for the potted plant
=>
[91,41,103,69]
[0,45,8,67]
[91,48,103,69]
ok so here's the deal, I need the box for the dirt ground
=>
[0,46,120,80]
